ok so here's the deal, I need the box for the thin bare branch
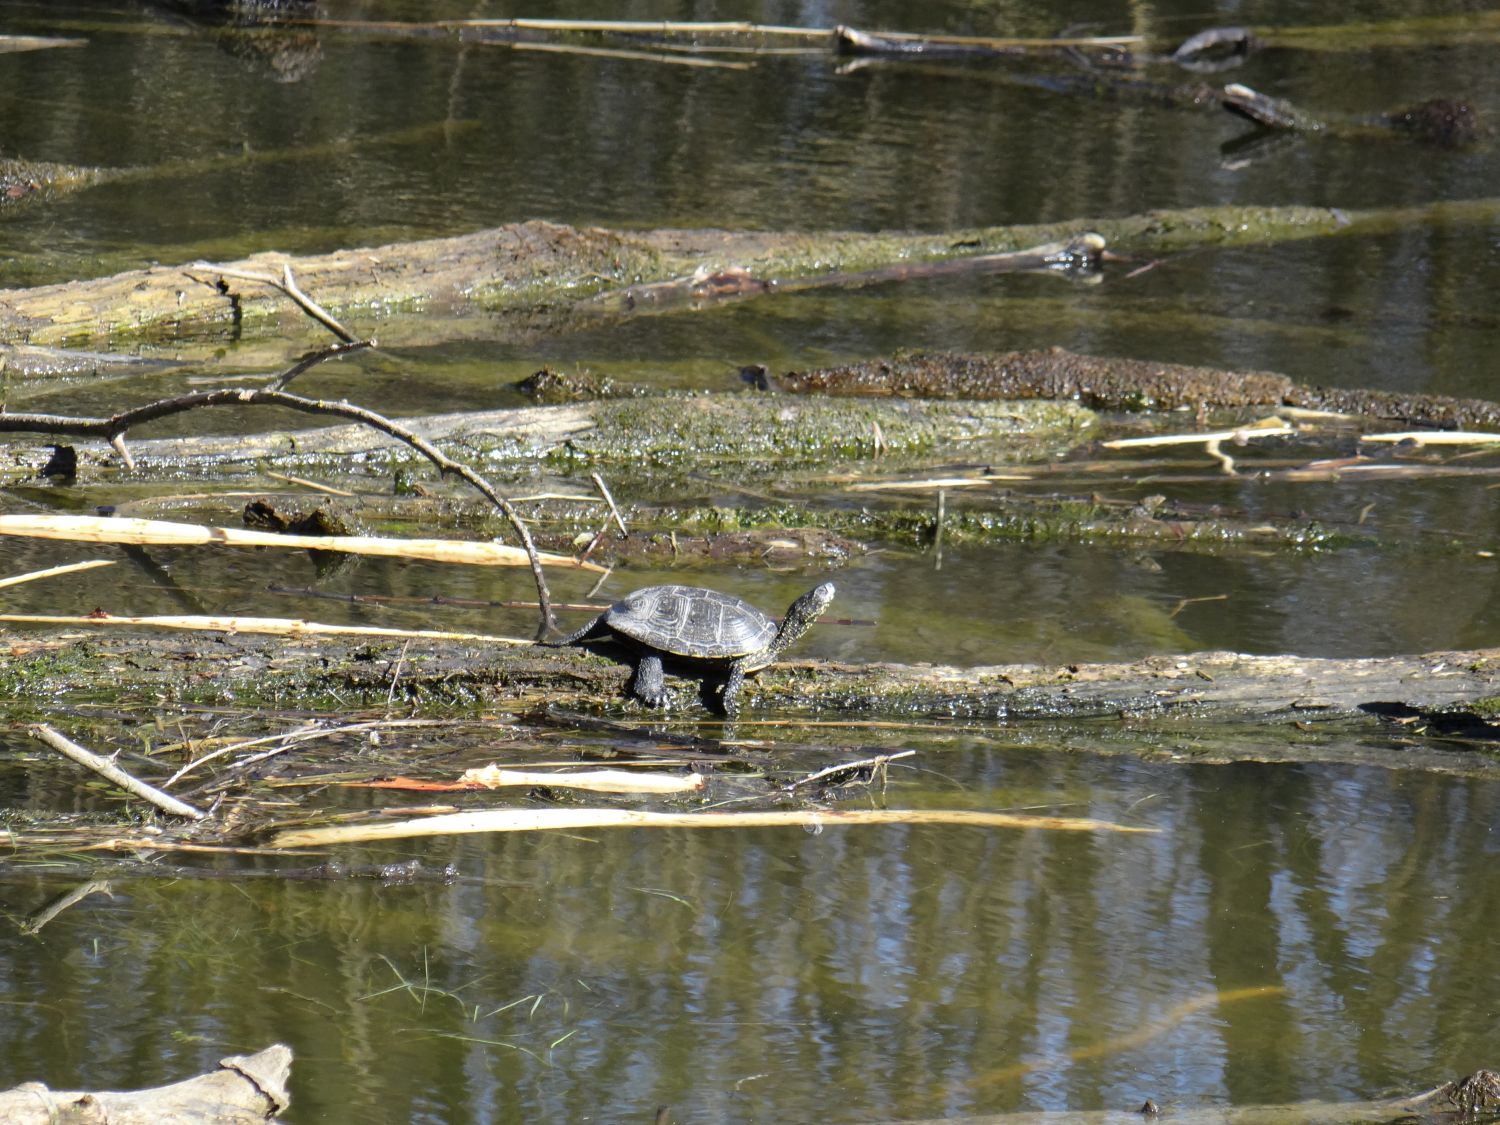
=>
[268,339,373,391]
[30,724,205,820]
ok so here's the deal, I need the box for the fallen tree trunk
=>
[0,395,1092,474]
[5,200,1500,350]
[0,1044,291,1125]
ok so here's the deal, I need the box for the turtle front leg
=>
[630,653,668,707]
[720,659,748,717]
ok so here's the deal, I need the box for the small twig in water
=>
[31,724,205,820]
[387,639,413,709]
[21,880,115,936]
[784,750,916,793]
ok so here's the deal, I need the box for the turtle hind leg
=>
[629,653,668,707]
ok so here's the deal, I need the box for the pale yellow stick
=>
[1101,419,1294,449]
[0,514,600,570]
[847,476,1029,492]
[273,807,1159,848]
[0,613,531,644]
[1360,431,1500,445]
[0,559,116,589]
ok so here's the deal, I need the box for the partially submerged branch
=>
[30,724,205,820]
[0,514,597,573]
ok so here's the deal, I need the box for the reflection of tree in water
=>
[148,0,323,84]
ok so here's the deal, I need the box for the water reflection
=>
[1,750,1497,1121]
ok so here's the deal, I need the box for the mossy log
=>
[3,630,1496,735]
[6,199,1500,351]
[0,396,1094,474]
[0,1044,291,1125]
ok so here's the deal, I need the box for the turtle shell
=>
[603,585,777,661]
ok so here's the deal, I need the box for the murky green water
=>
[5,747,1500,1122]
[2,0,1499,1120]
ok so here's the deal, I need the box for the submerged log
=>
[0,1043,291,1125]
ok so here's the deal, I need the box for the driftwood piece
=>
[0,1043,291,1125]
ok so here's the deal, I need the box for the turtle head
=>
[771,582,835,654]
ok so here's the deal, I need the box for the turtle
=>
[544,582,835,715]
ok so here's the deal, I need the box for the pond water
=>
[1,0,1499,1121]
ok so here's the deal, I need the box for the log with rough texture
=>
[0,1044,291,1125]
[0,396,1093,475]
[5,200,1500,350]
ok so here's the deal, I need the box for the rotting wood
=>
[7,201,1500,351]
[0,1043,292,1125]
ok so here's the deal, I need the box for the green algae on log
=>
[2,631,1497,745]
[6,199,1500,348]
